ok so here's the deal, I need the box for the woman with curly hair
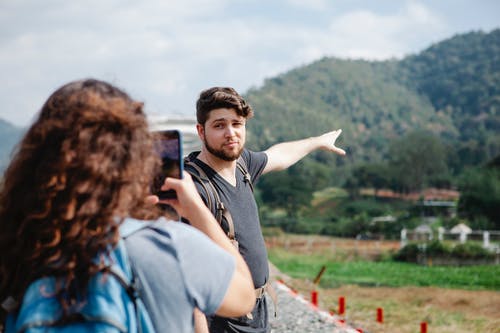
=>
[0,79,254,332]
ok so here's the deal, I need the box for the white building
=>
[148,115,200,155]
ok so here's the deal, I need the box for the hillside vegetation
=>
[246,29,499,169]
[243,29,499,232]
[1,29,499,231]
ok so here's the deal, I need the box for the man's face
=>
[198,108,246,161]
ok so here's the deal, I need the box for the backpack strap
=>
[236,156,254,192]
[184,158,240,248]
[184,161,223,223]
[107,262,147,333]
[117,218,156,333]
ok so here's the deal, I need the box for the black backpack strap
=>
[236,156,254,192]
[106,264,145,333]
[184,160,238,248]
[184,161,219,221]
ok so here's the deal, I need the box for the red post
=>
[376,307,384,323]
[338,296,345,315]
[420,322,428,333]
[311,290,318,307]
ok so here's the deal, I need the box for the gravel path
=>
[267,281,361,333]
[267,264,362,333]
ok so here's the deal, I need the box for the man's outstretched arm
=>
[263,129,346,174]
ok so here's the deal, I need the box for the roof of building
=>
[450,223,472,234]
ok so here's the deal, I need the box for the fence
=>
[401,228,500,251]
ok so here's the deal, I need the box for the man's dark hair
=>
[196,87,253,125]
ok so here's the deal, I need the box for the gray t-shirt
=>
[190,149,270,333]
[188,149,269,288]
[125,218,235,333]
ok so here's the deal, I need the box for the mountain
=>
[401,30,500,166]
[2,30,498,182]
[0,119,23,172]
[244,29,500,175]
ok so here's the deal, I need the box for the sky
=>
[1,0,499,127]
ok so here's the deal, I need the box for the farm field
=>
[266,234,500,333]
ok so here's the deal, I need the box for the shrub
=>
[393,243,420,262]
[451,242,494,259]
[426,240,450,257]
[394,240,495,264]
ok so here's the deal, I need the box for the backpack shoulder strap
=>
[184,160,219,221]
[110,236,155,333]
[236,156,254,192]
[184,158,238,248]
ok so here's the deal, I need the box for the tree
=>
[388,130,448,192]
[350,163,391,195]
[458,165,500,229]
[258,160,330,216]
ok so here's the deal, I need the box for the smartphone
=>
[151,130,183,199]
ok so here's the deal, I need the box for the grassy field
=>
[266,235,500,333]
[269,248,500,290]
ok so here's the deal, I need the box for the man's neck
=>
[197,150,237,178]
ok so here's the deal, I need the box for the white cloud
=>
[285,0,329,11]
[0,0,497,126]
[325,1,447,59]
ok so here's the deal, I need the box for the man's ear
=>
[196,123,205,141]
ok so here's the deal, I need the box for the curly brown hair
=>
[0,79,161,315]
[196,87,254,126]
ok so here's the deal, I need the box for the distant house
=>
[450,223,472,235]
[448,223,473,243]
[412,224,433,241]
[415,200,457,222]
[415,224,432,234]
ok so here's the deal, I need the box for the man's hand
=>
[317,129,346,155]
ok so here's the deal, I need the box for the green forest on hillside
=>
[244,29,500,234]
[1,30,499,236]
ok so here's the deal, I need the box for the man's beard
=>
[203,135,243,162]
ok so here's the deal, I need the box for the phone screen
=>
[151,130,183,199]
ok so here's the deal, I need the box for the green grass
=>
[268,248,500,290]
